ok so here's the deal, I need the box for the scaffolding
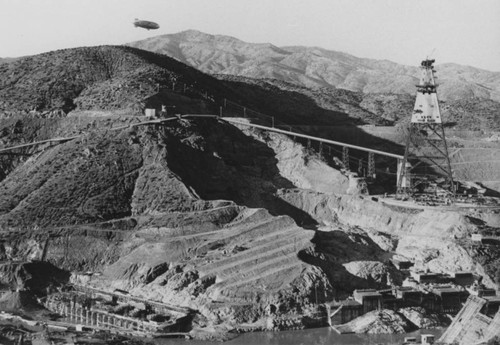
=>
[397,59,454,197]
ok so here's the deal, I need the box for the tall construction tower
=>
[397,59,454,197]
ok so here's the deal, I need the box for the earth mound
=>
[335,309,414,334]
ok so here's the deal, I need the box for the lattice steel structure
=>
[397,59,454,197]
[342,147,350,171]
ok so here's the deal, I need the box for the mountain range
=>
[127,30,500,103]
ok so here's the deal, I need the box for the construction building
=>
[353,289,383,313]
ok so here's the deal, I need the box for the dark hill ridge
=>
[219,75,500,130]
[0,45,374,127]
[0,45,235,116]
[0,45,388,128]
[0,118,312,230]
[218,75,411,125]
[127,30,500,102]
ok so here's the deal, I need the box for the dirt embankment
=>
[277,189,499,286]
[236,124,499,289]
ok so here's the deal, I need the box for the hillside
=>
[219,76,412,125]
[0,116,347,336]
[0,57,18,64]
[219,76,500,130]
[1,115,498,340]
[0,45,238,117]
[0,45,387,128]
[2,44,499,132]
[127,30,500,102]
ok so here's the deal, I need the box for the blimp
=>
[133,19,159,30]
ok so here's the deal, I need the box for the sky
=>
[1,0,500,71]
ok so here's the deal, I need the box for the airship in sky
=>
[133,19,160,30]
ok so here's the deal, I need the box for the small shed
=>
[145,108,156,117]
[471,233,483,242]
[391,258,414,270]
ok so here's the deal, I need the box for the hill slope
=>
[2,44,499,131]
[0,45,380,127]
[0,45,234,116]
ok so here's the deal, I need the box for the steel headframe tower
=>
[397,59,454,197]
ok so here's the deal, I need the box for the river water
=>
[153,327,444,345]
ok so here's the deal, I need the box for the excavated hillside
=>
[0,116,499,339]
[0,117,344,336]
[0,45,499,340]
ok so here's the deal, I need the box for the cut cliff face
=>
[276,189,499,287]
[228,119,350,196]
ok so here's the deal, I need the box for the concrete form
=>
[394,287,423,307]
[467,285,497,297]
[329,278,474,327]
[72,284,192,316]
[328,300,363,325]
[42,293,188,337]
[452,272,475,287]
[410,271,448,284]
[431,286,469,313]
[353,289,383,313]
